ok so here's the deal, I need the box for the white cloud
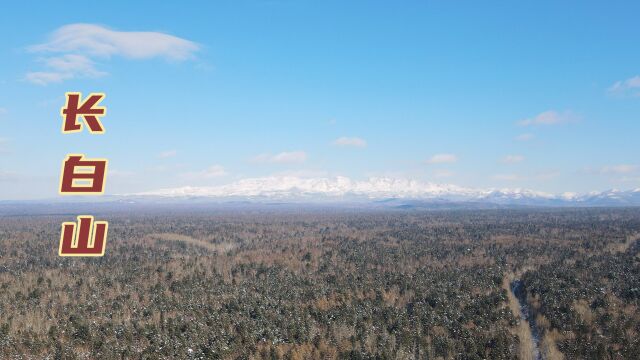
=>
[26,24,199,85]
[0,108,7,116]
[45,54,105,76]
[30,24,199,60]
[425,153,458,164]
[515,133,534,141]
[25,71,74,85]
[536,170,560,181]
[600,164,638,175]
[108,169,136,179]
[272,169,330,178]
[502,155,525,164]
[608,75,640,96]
[181,165,227,179]
[582,164,638,176]
[619,176,640,183]
[25,54,106,85]
[333,137,367,148]
[492,174,521,181]
[0,171,20,182]
[433,169,454,178]
[0,138,9,154]
[518,110,577,126]
[158,150,177,159]
[253,151,307,164]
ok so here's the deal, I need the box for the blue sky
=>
[1,1,639,199]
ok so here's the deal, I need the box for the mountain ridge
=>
[129,176,640,207]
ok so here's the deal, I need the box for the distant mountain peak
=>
[130,176,640,207]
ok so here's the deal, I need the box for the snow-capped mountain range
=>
[131,176,640,207]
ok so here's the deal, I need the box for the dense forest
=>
[0,206,638,359]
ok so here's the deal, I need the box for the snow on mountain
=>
[131,176,640,206]
[137,176,480,200]
[573,188,640,205]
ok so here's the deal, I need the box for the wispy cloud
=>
[433,169,454,178]
[583,164,638,176]
[599,164,638,175]
[0,170,20,182]
[608,75,640,96]
[25,71,73,85]
[0,138,9,154]
[619,176,640,183]
[425,153,457,164]
[502,155,525,164]
[180,165,227,179]
[333,136,367,148]
[26,23,199,85]
[158,150,177,159]
[29,23,199,60]
[492,173,522,181]
[253,151,307,164]
[515,133,534,141]
[517,110,577,126]
[535,170,560,181]
[108,169,136,179]
[25,54,106,85]
[0,108,7,116]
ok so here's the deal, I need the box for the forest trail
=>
[146,232,235,252]
[620,233,640,252]
[503,275,538,360]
